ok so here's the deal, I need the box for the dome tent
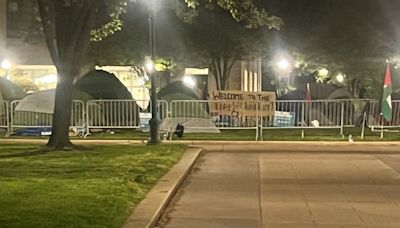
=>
[12,88,92,136]
[75,70,133,100]
[75,70,140,128]
[15,88,92,114]
[0,77,26,101]
[158,81,198,101]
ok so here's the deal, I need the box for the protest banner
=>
[209,90,276,118]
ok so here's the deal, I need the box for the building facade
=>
[0,0,52,65]
[207,57,262,93]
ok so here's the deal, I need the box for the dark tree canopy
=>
[262,0,400,98]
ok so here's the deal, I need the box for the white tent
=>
[15,89,55,114]
[160,117,220,133]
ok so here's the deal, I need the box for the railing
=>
[259,100,344,136]
[368,100,400,129]
[3,98,400,138]
[10,100,85,132]
[340,99,373,127]
[86,100,168,132]
[0,101,9,132]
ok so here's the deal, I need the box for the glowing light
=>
[35,74,57,84]
[336,73,345,83]
[183,76,196,88]
[277,59,290,70]
[138,78,145,86]
[1,59,11,70]
[144,58,155,74]
[318,68,329,77]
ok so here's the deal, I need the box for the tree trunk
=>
[37,0,101,149]
[220,77,226,90]
[210,59,221,90]
[47,69,75,149]
[210,56,236,91]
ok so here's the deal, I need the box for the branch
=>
[37,0,60,66]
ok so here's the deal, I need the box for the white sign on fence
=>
[139,112,152,128]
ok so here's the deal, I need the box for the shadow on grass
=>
[0,144,93,158]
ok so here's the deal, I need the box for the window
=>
[7,0,37,38]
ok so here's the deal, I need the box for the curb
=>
[192,143,400,154]
[123,148,203,228]
[1,139,399,154]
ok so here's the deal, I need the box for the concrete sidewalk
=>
[156,151,400,228]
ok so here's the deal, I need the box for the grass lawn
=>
[0,144,186,228]
[1,127,399,141]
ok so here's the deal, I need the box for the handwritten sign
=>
[209,90,276,117]
[273,111,295,127]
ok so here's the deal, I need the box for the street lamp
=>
[144,57,155,74]
[277,58,290,71]
[336,73,345,83]
[1,59,11,80]
[1,59,11,70]
[274,56,292,97]
[146,0,161,144]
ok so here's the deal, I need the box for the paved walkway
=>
[156,152,400,228]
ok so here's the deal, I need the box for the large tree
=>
[180,6,281,90]
[36,0,281,149]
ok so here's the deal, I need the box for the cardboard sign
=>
[209,90,276,117]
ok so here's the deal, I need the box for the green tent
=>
[158,81,198,100]
[75,70,133,99]
[75,70,139,127]
[0,77,26,101]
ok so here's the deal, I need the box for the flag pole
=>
[379,61,393,140]
[361,111,366,140]
[380,113,384,139]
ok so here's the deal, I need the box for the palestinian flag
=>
[381,63,392,121]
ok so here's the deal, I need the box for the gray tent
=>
[0,77,26,101]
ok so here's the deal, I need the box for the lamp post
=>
[147,2,161,144]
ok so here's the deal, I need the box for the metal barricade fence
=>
[0,101,9,132]
[5,98,400,138]
[368,100,400,129]
[10,100,85,132]
[169,100,259,138]
[86,100,168,132]
[260,100,344,135]
[340,99,373,127]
